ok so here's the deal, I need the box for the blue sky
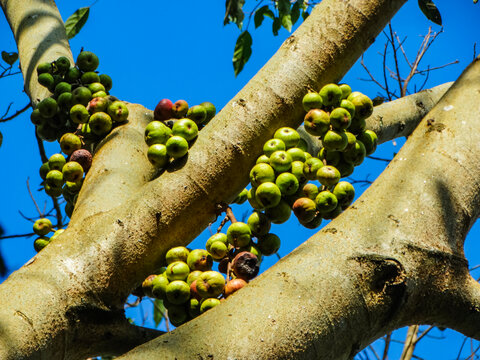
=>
[1,1,480,358]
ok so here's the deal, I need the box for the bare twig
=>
[382,43,392,101]
[399,325,419,360]
[52,197,63,229]
[469,264,480,271]
[413,326,434,345]
[0,232,35,240]
[414,60,459,75]
[125,297,142,308]
[368,345,381,360]
[382,332,391,360]
[35,130,48,164]
[367,155,392,163]
[388,23,403,95]
[246,0,265,29]
[216,215,230,233]
[225,207,237,223]
[0,102,30,123]
[27,178,43,217]
[360,56,389,93]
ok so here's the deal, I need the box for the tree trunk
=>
[8,0,480,359]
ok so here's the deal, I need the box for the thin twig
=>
[246,0,265,29]
[414,60,459,75]
[399,325,419,360]
[125,297,142,308]
[469,264,480,271]
[216,215,230,233]
[382,332,391,360]
[413,325,434,345]
[0,102,30,123]
[382,43,392,101]
[368,345,381,360]
[388,23,403,95]
[368,156,392,163]
[360,56,388,92]
[394,33,412,68]
[52,197,63,229]
[35,130,48,164]
[0,232,35,240]
[0,103,13,118]
[27,178,43,217]
[225,207,237,223]
[18,210,38,222]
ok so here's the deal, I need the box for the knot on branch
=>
[350,254,407,324]
[351,254,406,293]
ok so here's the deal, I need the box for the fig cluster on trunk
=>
[32,51,129,252]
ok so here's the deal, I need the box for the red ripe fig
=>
[232,251,259,280]
[69,149,92,173]
[171,99,189,118]
[190,279,202,300]
[224,278,247,298]
[141,274,157,298]
[292,197,317,223]
[154,98,174,120]
[87,96,109,114]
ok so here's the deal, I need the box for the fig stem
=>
[216,215,230,233]
[226,261,232,283]
[225,207,237,223]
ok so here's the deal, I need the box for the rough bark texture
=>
[8,0,480,359]
[117,56,480,360]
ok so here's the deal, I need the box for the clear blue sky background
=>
[1,1,480,358]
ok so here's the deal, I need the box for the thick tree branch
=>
[366,82,452,143]
[115,56,480,360]
[0,0,412,359]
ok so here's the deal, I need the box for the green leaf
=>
[224,0,245,29]
[291,2,301,26]
[277,0,290,14]
[254,5,274,29]
[418,0,442,26]
[302,10,310,21]
[281,14,293,32]
[1,51,18,66]
[272,17,281,36]
[64,7,90,40]
[297,0,307,10]
[153,299,165,327]
[233,30,252,77]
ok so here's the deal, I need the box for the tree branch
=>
[0,0,416,359]
[0,0,73,106]
[114,54,480,360]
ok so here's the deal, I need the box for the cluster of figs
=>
[233,83,378,229]
[140,215,280,327]
[140,83,378,328]
[144,98,216,167]
[32,50,128,251]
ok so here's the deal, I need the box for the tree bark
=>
[116,56,480,360]
[13,0,480,359]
